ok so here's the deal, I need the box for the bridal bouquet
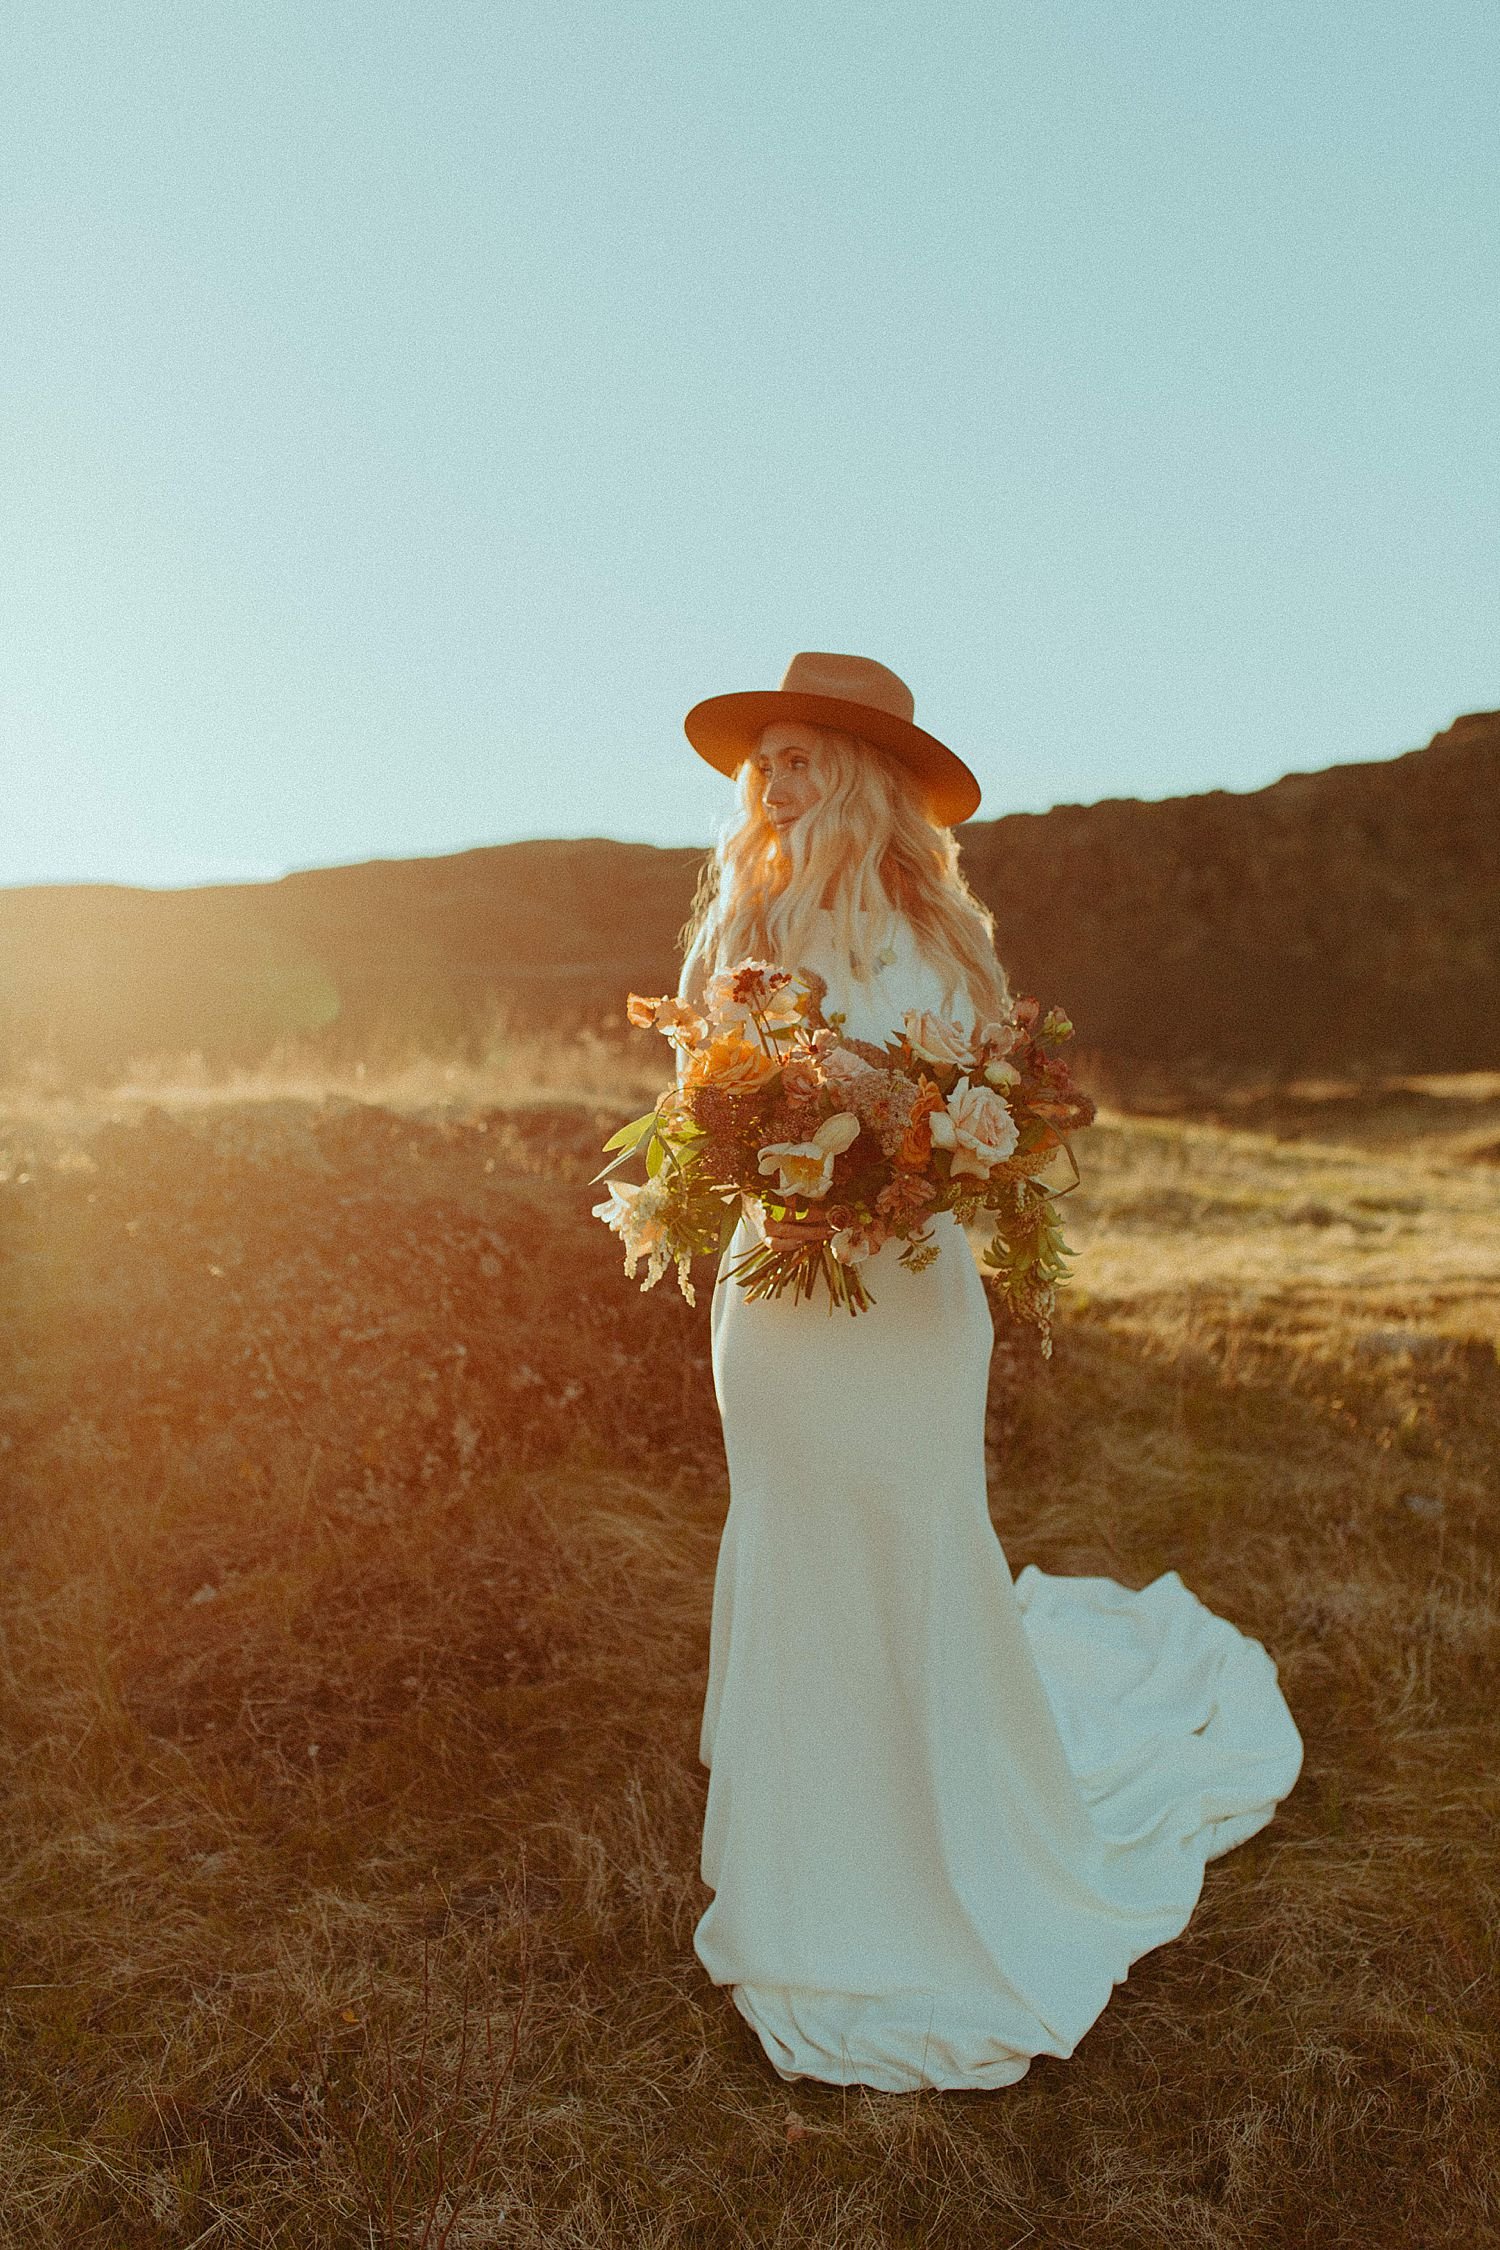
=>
[592,960,1096,1350]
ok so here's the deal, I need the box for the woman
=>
[674,651,1303,2093]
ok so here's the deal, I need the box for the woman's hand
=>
[762,1211,836,1248]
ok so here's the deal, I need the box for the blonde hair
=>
[677,722,1011,1025]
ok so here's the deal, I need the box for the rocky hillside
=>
[2,711,1496,1089]
[963,709,1500,1089]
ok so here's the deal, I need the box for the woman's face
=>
[752,723,826,837]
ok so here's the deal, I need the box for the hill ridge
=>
[2,713,1495,1088]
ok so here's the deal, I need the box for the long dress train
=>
[692,909,1303,2091]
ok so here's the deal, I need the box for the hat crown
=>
[779,651,916,728]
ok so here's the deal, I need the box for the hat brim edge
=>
[682,689,981,825]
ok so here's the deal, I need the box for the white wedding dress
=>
[692,908,1303,2091]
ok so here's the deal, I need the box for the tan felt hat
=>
[683,650,982,826]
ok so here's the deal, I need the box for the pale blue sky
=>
[3,1,1496,888]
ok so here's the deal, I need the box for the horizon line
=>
[4,713,1491,899]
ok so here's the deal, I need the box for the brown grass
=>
[0,1052,1496,2247]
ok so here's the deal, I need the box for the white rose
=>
[902,1010,977,1071]
[928,1082,1020,1179]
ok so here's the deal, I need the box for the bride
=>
[672,651,1303,2093]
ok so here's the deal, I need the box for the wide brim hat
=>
[683,650,982,826]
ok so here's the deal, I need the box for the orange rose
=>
[684,1032,780,1093]
[895,1077,945,1169]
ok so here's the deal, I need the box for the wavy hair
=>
[676,722,1011,1026]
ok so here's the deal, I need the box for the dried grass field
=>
[1,1045,1497,2249]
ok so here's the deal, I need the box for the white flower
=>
[756,1112,861,1202]
[903,1010,977,1070]
[983,1056,1021,1088]
[593,1175,674,1289]
[705,964,810,1042]
[928,1082,1019,1179]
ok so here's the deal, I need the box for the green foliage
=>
[978,1177,1082,1357]
[600,1109,657,1155]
